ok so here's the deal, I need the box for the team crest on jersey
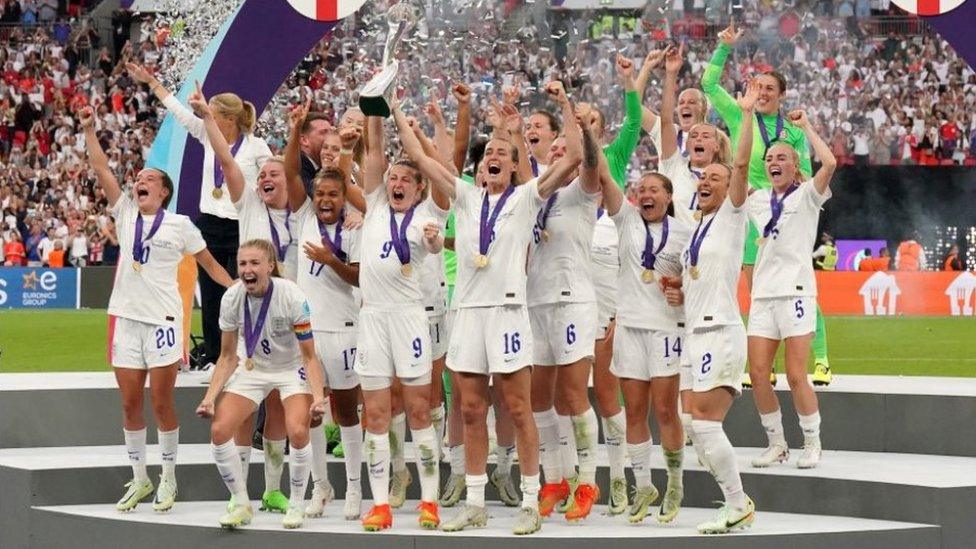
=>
[271,317,290,337]
[151,238,176,249]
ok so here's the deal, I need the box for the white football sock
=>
[495,444,516,476]
[288,443,312,508]
[760,409,787,446]
[237,445,252,488]
[557,413,578,480]
[390,413,407,473]
[520,473,540,510]
[213,440,249,504]
[465,473,488,508]
[693,420,747,509]
[663,447,684,490]
[602,411,627,479]
[309,425,329,487]
[431,404,446,456]
[339,424,364,492]
[263,438,286,493]
[412,426,439,503]
[627,440,653,489]
[364,431,391,505]
[572,408,599,484]
[157,428,179,482]
[798,411,822,444]
[123,428,148,482]
[533,409,561,483]
[449,444,466,476]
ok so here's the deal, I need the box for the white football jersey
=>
[648,117,691,160]
[218,278,312,373]
[235,189,299,281]
[359,187,448,308]
[748,180,831,299]
[420,250,448,317]
[590,210,619,300]
[453,177,544,308]
[527,178,599,307]
[294,200,362,332]
[108,194,206,326]
[612,206,692,331]
[681,197,747,331]
[658,150,703,227]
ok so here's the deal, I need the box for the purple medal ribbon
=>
[688,214,715,269]
[762,183,799,239]
[688,162,702,211]
[597,207,604,219]
[535,191,559,234]
[267,207,293,261]
[530,156,539,177]
[213,135,244,192]
[677,129,689,158]
[243,279,274,361]
[133,208,165,264]
[756,112,785,152]
[479,184,516,256]
[642,215,670,271]
[389,205,416,268]
[317,209,347,263]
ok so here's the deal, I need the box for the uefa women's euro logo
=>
[285,0,368,21]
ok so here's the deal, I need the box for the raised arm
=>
[408,116,451,210]
[336,126,366,213]
[127,61,205,141]
[79,107,121,207]
[284,100,312,211]
[537,81,582,198]
[580,117,602,195]
[701,20,745,131]
[392,104,457,201]
[660,45,681,161]
[363,114,387,196]
[500,102,534,184]
[637,49,666,132]
[426,99,460,175]
[603,54,644,187]
[189,82,246,204]
[788,110,837,194]
[731,79,761,208]
[451,83,472,173]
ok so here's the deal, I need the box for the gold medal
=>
[541,229,550,242]
[693,211,702,221]
[474,254,489,268]
[689,266,700,280]
[756,237,766,246]
[244,357,254,370]
[641,269,655,284]
[212,187,224,199]
[400,263,413,277]
[132,262,142,273]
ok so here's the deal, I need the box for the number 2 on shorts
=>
[700,353,712,375]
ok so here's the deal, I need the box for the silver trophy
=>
[358,2,417,118]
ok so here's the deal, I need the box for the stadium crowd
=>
[1,0,975,267]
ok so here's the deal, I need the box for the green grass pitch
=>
[0,310,974,377]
